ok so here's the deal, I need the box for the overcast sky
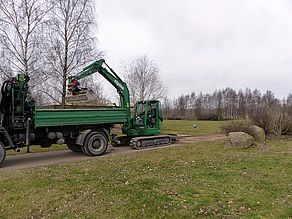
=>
[95,0,292,99]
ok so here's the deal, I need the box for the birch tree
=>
[123,55,167,104]
[0,0,51,84]
[44,0,103,107]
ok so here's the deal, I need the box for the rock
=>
[225,132,254,149]
[249,125,265,143]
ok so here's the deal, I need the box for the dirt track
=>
[0,134,226,171]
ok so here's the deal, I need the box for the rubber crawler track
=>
[130,135,174,149]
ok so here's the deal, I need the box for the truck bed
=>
[34,107,128,128]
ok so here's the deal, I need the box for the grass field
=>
[0,120,291,218]
[161,120,224,136]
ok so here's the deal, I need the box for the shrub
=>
[220,120,254,136]
[197,113,219,121]
[250,106,291,136]
[270,112,290,136]
[250,110,272,134]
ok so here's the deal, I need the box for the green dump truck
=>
[0,59,174,167]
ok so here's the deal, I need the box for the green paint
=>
[34,108,128,127]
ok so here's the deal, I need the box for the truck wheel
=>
[0,142,6,167]
[83,132,108,156]
[67,143,82,153]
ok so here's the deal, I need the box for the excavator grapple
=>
[65,89,99,105]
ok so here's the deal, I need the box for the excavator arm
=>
[67,59,131,128]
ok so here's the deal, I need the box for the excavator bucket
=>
[65,89,98,105]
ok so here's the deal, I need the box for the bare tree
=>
[161,97,172,120]
[43,0,103,106]
[79,75,109,104]
[0,0,51,83]
[123,55,167,104]
[0,47,12,80]
[270,107,289,136]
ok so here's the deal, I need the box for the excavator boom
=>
[67,59,131,129]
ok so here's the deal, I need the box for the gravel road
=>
[0,134,226,171]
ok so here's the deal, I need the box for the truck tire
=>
[67,143,82,153]
[82,131,108,156]
[0,142,6,167]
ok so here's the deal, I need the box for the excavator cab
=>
[132,100,163,136]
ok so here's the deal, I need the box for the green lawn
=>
[1,120,291,218]
[161,120,224,136]
[0,136,291,218]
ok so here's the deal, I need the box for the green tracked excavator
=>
[0,59,176,167]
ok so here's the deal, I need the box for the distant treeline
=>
[162,88,292,133]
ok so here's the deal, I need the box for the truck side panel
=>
[34,108,128,127]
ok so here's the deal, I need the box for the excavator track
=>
[130,135,176,150]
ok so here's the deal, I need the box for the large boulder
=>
[249,125,266,143]
[225,132,255,149]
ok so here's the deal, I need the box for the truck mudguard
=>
[0,126,14,147]
[76,129,92,146]
[76,129,110,146]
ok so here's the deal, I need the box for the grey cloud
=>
[96,0,292,98]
